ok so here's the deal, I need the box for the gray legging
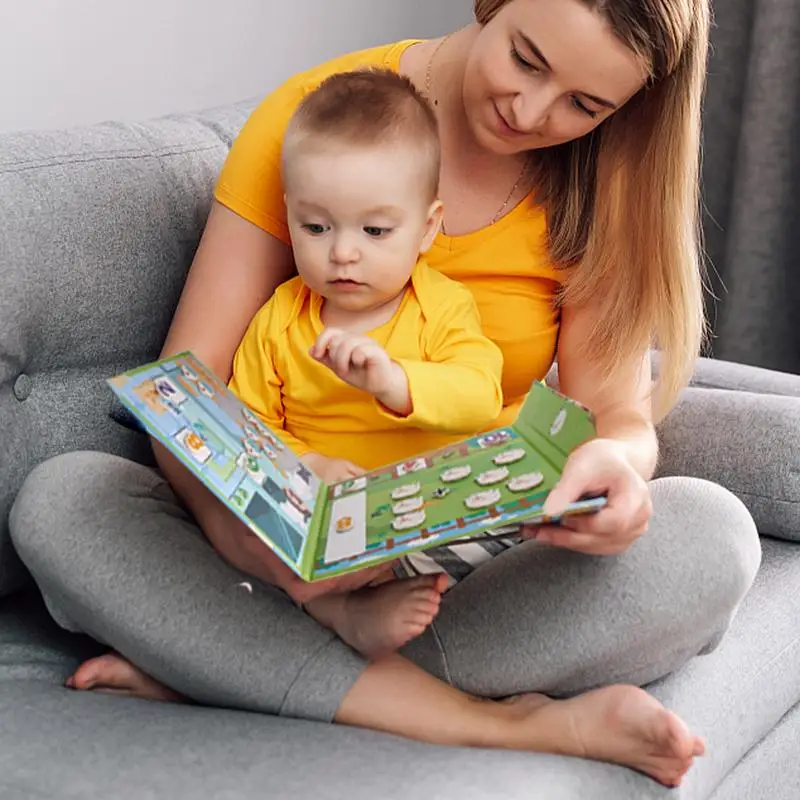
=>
[11,361,779,721]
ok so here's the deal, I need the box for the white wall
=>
[0,0,472,133]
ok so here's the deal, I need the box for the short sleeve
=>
[213,77,308,244]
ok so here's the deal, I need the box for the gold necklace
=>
[424,34,528,228]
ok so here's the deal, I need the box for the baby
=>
[229,69,504,658]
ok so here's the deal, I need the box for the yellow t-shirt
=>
[215,40,562,427]
[229,259,503,470]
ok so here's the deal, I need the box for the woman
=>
[10,0,761,788]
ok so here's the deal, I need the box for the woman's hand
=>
[522,438,652,556]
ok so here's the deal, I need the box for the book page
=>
[108,353,322,573]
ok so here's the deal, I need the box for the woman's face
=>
[463,0,649,154]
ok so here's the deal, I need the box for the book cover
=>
[109,352,606,581]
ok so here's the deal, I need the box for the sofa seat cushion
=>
[0,102,256,596]
[2,541,798,799]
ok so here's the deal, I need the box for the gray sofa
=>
[2,100,800,798]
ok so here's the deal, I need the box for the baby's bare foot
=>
[307,573,448,658]
[66,653,184,703]
[504,685,705,787]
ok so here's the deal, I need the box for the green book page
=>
[510,381,598,472]
[307,385,604,580]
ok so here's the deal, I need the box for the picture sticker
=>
[550,409,567,437]
[441,465,472,483]
[392,510,426,531]
[396,458,428,477]
[335,516,354,534]
[176,428,212,465]
[154,376,187,406]
[476,467,510,486]
[393,496,424,515]
[507,472,545,492]
[493,448,526,466]
[464,489,502,510]
[391,482,422,500]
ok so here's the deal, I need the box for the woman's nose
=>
[510,89,555,134]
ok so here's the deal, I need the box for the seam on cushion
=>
[689,380,800,398]
[0,145,222,175]
[735,489,800,506]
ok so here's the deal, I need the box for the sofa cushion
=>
[2,540,798,799]
[0,103,255,595]
[656,387,800,541]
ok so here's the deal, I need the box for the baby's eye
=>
[302,223,329,235]
[364,226,392,238]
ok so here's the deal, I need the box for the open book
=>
[108,352,607,581]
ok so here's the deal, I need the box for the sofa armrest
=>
[656,386,800,541]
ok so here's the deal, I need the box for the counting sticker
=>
[476,467,509,486]
[176,429,212,465]
[154,376,187,406]
[464,489,502,510]
[493,448,526,466]
[507,472,545,492]
[391,482,422,501]
[197,382,214,398]
[550,409,567,437]
[441,465,472,483]
[393,496,424,515]
[336,516,354,534]
[180,365,199,382]
[392,510,426,531]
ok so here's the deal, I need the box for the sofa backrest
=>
[0,102,255,595]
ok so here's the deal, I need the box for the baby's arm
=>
[231,301,367,484]
[392,287,504,432]
[310,327,412,415]
[312,289,503,432]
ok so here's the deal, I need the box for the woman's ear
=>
[419,200,444,253]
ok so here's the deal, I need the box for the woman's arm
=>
[530,300,657,555]
[556,301,658,480]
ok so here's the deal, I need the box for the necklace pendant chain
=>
[424,34,528,231]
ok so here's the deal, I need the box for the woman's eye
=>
[302,223,329,235]
[511,48,540,73]
[364,226,391,238]
[571,97,599,119]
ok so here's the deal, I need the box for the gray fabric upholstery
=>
[655,388,800,540]
[1,539,797,799]
[2,3,800,793]
[702,0,800,372]
[0,102,256,595]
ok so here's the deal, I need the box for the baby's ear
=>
[420,200,444,253]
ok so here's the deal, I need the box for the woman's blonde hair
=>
[475,0,710,420]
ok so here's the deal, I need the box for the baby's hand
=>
[301,452,364,484]
[310,327,399,396]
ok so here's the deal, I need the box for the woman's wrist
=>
[594,411,659,480]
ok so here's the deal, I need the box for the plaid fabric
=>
[394,527,524,589]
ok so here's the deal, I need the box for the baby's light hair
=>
[283,69,441,203]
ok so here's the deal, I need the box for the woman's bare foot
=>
[306,573,448,658]
[503,685,705,787]
[66,653,184,703]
